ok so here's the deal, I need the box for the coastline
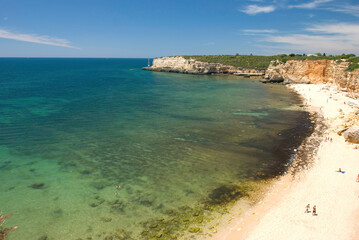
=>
[209,83,359,240]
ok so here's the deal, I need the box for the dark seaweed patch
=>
[29,183,45,189]
[207,185,244,205]
[269,111,314,176]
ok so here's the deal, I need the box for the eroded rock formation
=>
[142,56,265,77]
[143,57,359,98]
[343,126,359,143]
[265,60,359,98]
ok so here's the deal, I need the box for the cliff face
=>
[143,57,359,98]
[143,56,265,76]
[265,60,359,98]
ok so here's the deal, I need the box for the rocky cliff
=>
[142,56,265,77]
[265,60,359,98]
[143,57,359,98]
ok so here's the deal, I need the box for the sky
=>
[0,0,358,57]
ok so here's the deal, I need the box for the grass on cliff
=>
[347,56,359,71]
[183,54,359,71]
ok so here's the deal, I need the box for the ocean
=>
[0,58,311,240]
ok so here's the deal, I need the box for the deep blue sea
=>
[0,58,311,240]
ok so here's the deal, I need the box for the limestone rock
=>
[143,57,359,97]
[269,74,284,82]
[343,126,359,143]
[265,60,359,98]
[143,56,265,76]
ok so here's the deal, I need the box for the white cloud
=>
[327,5,359,17]
[240,5,276,15]
[289,0,333,9]
[0,29,79,49]
[262,23,359,54]
[240,1,359,18]
[306,23,359,35]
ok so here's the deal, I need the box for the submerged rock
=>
[193,210,200,216]
[188,227,200,233]
[149,224,158,229]
[29,183,45,189]
[343,126,359,143]
[107,199,125,211]
[207,185,244,205]
[91,181,111,190]
[90,198,105,208]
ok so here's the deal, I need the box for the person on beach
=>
[356,174,359,182]
[305,204,310,213]
[312,205,317,216]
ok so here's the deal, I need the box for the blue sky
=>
[0,0,358,57]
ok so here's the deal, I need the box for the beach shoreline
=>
[210,83,359,240]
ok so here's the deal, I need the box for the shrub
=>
[182,54,359,71]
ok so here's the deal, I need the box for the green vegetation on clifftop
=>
[347,56,359,71]
[183,54,359,71]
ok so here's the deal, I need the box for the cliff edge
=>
[142,56,265,77]
[143,56,359,98]
[265,59,359,98]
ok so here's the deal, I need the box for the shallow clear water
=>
[0,58,310,239]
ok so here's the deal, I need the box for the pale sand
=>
[211,83,359,240]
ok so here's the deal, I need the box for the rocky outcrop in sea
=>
[142,56,265,77]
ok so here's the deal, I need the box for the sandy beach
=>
[212,83,359,240]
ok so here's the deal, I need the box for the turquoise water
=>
[0,58,311,240]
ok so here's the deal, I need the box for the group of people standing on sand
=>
[324,137,332,142]
[305,204,317,216]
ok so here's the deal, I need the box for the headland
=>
[143,56,359,98]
